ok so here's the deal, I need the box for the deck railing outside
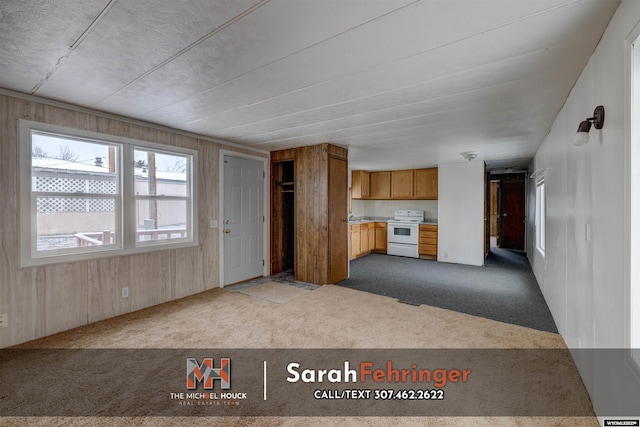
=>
[75,228,187,246]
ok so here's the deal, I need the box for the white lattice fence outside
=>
[35,173,117,213]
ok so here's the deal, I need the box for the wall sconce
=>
[573,105,605,146]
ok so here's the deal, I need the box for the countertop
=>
[348,216,437,225]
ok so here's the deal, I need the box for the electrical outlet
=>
[0,313,7,328]
[121,287,129,299]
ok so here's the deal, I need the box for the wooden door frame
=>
[219,150,269,288]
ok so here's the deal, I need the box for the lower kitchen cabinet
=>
[419,224,438,259]
[351,222,434,260]
[360,223,371,254]
[350,224,361,260]
[373,222,387,252]
[368,223,375,250]
[351,222,387,259]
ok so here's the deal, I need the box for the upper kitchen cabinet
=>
[352,167,438,200]
[351,170,370,199]
[369,171,391,199]
[414,168,438,200]
[391,170,414,199]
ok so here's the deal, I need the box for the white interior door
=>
[223,155,264,285]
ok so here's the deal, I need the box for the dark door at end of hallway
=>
[500,180,525,250]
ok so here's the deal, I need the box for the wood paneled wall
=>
[0,93,267,347]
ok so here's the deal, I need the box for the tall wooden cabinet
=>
[271,143,349,285]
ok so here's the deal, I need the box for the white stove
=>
[387,210,424,258]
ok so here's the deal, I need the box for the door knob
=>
[224,229,231,234]
[225,219,230,224]
[502,213,508,217]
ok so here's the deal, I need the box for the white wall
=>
[528,0,640,417]
[352,199,438,220]
[437,161,485,266]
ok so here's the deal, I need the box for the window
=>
[19,120,197,267]
[535,178,546,256]
[133,149,192,245]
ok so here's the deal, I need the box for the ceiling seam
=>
[192,43,576,136]
[29,0,119,95]
[91,0,272,106]
[180,0,583,129]
[251,111,559,147]
[70,0,120,50]
[136,0,422,115]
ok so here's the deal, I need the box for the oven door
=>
[387,242,419,258]
[387,222,418,245]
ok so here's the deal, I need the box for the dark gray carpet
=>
[337,249,558,333]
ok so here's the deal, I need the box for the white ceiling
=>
[0,0,620,171]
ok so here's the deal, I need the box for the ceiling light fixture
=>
[460,151,478,162]
[573,105,605,146]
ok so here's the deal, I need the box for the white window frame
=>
[535,177,546,257]
[19,120,198,267]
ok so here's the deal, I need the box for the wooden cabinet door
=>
[391,170,414,199]
[360,224,369,254]
[414,168,438,199]
[350,224,361,259]
[362,172,370,198]
[374,223,387,251]
[351,170,370,199]
[369,171,391,199]
[349,225,354,259]
[368,223,375,249]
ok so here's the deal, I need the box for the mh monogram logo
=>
[186,357,231,390]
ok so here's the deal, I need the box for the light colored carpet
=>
[5,284,598,426]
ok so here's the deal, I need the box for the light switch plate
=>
[0,313,7,328]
